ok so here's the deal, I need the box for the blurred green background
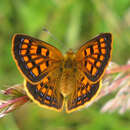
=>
[0,0,130,130]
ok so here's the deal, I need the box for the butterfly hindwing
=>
[66,75,101,113]
[76,33,112,83]
[25,76,64,111]
[12,34,63,84]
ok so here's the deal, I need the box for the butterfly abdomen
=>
[59,51,77,97]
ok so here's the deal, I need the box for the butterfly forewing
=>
[76,33,112,83]
[12,34,63,84]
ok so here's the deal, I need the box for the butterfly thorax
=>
[59,50,77,97]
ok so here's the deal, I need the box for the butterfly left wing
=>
[12,34,63,84]
[76,33,112,83]
[66,74,101,113]
[24,75,64,112]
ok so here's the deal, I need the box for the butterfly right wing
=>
[12,34,63,84]
[76,33,112,83]
[66,73,101,113]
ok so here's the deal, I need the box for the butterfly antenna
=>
[42,27,63,45]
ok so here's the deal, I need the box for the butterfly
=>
[12,33,112,113]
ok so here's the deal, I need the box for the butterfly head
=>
[65,49,75,58]
[63,49,76,69]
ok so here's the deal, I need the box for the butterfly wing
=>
[66,74,101,113]
[24,74,64,111]
[76,33,112,83]
[66,33,112,113]
[12,34,63,84]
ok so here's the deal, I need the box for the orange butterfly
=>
[12,33,112,113]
